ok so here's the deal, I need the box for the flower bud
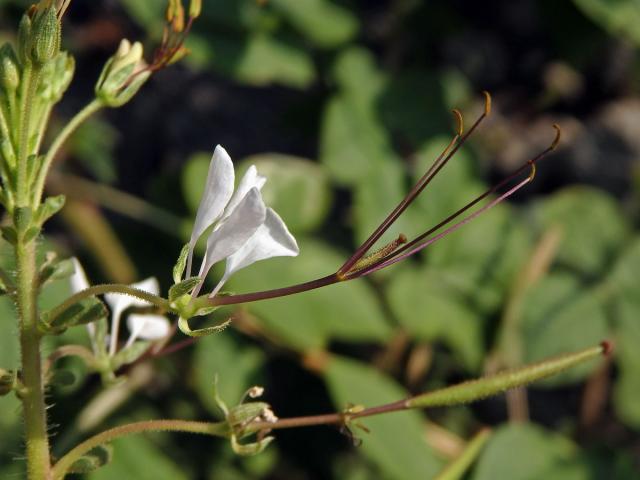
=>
[95,39,150,107]
[0,43,20,92]
[17,13,32,64]
[0,369,16,396]
[30,7,61,64]
[189,0,202,18]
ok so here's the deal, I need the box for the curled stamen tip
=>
[550,124,561,150]
[452,109,464,136]
[482,91,492,116]
[527,162,537,181]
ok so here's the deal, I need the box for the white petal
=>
[187,145,235,275]
[197,188,267,283]
[125,314,170,347]
[222,165,266,221]
[104,277,160,356]
[69,258,90,293]
[212,208,299,297]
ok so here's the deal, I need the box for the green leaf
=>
[237,154,332,233]
[324,355,442,479]
[44,297,108,333]
[572,0,640,46]
[194,333,265,417]
[612,294,640,429]
[319,48,393,185]
[68,444,113,474]
[471,424,583,480]
[226,238,392,350]
[520,273,609,385]
[386,266,484,371]
[182,152,211,214]
[269,0,359,48]
[607,237,640,298]
[532,186,628,276]
[39,256,74,287]
[88,435,189,480]
[172,243,190,284]
[426,199,532,314]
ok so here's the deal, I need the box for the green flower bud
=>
[189,0,202,18]
[95,39,150,107]
[17,13,32,65]
[0,43,20,92]
[31,7,61,64]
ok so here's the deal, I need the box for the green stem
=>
[32,98,102,206]
[17,62,40,206]
[52,419,228,479]
[48,283,170,321]
[16,240,52,479]
[434,429,492,480]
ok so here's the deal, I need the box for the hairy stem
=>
[32,98,102,206]
[17,63,40,205]
[17,240,52,479]
[52,420,228,479]
[48,283,170,321]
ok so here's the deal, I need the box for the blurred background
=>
[1,0,640,478]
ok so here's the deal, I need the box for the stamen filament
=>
[338,92,491,275]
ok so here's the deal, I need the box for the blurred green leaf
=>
[119,0,165,30]
[324,355,442,479]
[88,435,189,480]
[573,0,640,46]
[426,199,532,314]
[69,117,118,183]
[320,48,395,185]
[607,237,640,298]
[237,154,332,233]
[270,0,358,48]
[352,156,424,248]
[532,187,628,277]
[520,273,609,385]
[386,265,484,371]
[182,152,210,214]
[194,333,265,417]
[612,294,640,429]
[471,424,584,480]
[226,238,392,350]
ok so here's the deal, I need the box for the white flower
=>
[186,145,299,297]
[70,258,170,356]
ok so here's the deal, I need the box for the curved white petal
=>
[69,258,90,293]
[222,165,266,222]
[125,314,170,348]
[104,277,160,356]
[212,209,299,297]
[187,145,235,275]
[197,187,267,284]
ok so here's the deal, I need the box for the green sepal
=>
[178,315,230,337]
[39,255,74,287]
[227,402,271,432]
[42,297,108,334]
[48,369,77,388]
[169,277,200,301]
[67,444,113,474]
[0,368,16,396]
[110,341,150,371]
[231,434,274,457]
[173,243,190,283]
[93,317,109,358]
[1,226,17,245]
[35,194,65,226]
